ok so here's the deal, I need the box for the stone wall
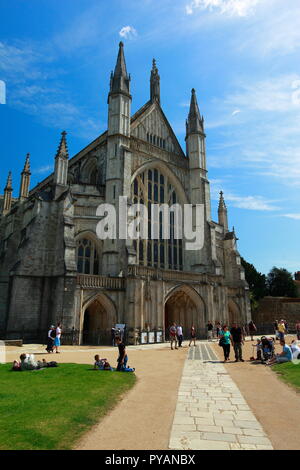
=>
[253,296,300,327]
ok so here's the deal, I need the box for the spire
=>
[5,171,12,191]
[218,191,228,232]
[150,58,160,104]
[54,131,69,192]
[55,131,69,160]
[218,191,227,211]
[22,153,31,174]
[110,42,130,95]
[3,171,13,214]
[19,153,31,200]
[186,88,204,137]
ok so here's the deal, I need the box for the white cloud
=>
[0,39,101,140]
[231,109,241,115]
[119,26,137,40]
[226,194,280,211]
[0,41,50,81]
[205,73,300,187]
[185,0,261,17]
[34,165,53,175]
[211,181,280,211]
[224,75,300,112]
[238,1,300,56]
[282,214,300,220]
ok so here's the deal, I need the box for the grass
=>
[272,362,300,392]
[0,363,136,450]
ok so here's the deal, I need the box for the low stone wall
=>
[3,339,23,347]
[253,296,300,328]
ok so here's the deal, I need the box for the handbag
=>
[219,336,226,347]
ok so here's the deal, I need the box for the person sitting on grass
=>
[12,354,57,371]
[266,339,292,366]
[94,355,113,371]
[290,340,300,360]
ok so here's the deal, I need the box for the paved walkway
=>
[169,343,273,450]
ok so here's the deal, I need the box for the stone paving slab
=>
[169,344,273,451]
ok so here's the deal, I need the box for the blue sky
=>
[0,0,299,275]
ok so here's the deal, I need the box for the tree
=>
[267,267,297,298]
[241,257,267,301]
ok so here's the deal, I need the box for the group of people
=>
[12,354,58,371]
[169,323,184,349]
[167,318,300,366]
[218,323,245,362]
[93,337,135,372]
[46,323,62,354]
[168,320,258,353]
[219,318,300,365]
[207,320,257,342]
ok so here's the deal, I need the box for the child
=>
[252,339,262,361]
[94,354,112,371]
[12,360,21,371]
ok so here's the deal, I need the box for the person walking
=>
[169,323,178,350]
[53,322,62,354]
[176,324,183,347]
[278,320,286,341]
[248,320,257,341]
[230,322,244,362]
[219,325,232,362]
[189,325,196,347]
[206,321,213,341]
[46,325,55,353]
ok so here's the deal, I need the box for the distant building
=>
[0,43,250,344]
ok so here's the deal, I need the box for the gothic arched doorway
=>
[228,299,241,326]
[81,294,116,345]
[164,286,205,340]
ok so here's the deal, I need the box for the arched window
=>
[76,238,100,275]
[90,168,98,186]
[131,168,183,271]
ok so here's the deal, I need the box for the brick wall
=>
[253,296,300,327]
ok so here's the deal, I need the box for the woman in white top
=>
[290,340,300,360]
[53,322,62,353]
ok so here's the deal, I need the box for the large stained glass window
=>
[131,169,183,271]
[76,238,100,275]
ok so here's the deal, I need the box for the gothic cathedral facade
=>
[0,43,250,344]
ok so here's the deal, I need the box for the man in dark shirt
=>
[230,322,244,362]
[115,337,128,371]
[206,321,213,341]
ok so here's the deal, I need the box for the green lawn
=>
[0,363,136,450]
[272,362,300,392]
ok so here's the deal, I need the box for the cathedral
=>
[0,42,250,345]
